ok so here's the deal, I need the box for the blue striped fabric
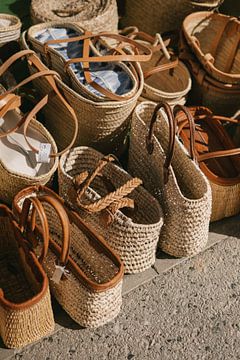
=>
[35,27,134,98]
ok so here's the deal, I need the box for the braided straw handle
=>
[74,155,142,223]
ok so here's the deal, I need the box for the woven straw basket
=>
[21,31,144,155]
[58,146,163,274]
[121,0,223,35]
[0,204,54,349]
[13,186,124,328]
[183,12,240,85]
[128,102,212,258]
[31,0,118,33]
[0,14,21,45]
[179,32,240,117]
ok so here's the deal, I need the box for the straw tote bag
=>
[13,186,124,328]
[0,202,54,349]
[0,14,21,45]
[58,146,163,274]
[0,50,78,204]
[128,102,212,257]
[121,0,223,36]
[21,31,147,155]
[182,12,240,85]
[31,0,118,33]
[175,106,240,222]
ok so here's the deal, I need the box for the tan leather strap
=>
[0,94,24,138]
[173,104,197,163]
[74,155,142,223]
[146,102,176,184]
[20,196,50,264]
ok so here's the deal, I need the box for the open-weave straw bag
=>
[58,147,163,274]
[128,102,212,258]
[183,12,240,85]
[13,186,124,328]
[31,0,118,33]
[0,203,54,349]
[121,0,223,35]
[179,32,240,117]
[21,31,145,155]
[0,14,21,45]
[175,106,240,222]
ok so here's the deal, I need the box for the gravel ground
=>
[13,234,240,360]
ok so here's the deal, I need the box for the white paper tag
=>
[51,265,65,284]
[36,143,51,163]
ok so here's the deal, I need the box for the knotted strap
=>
[74,155,142,224]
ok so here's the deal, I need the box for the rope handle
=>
[146,102,176,184]
[74,155,142,224]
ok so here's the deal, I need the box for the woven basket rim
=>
[0,13,21,32]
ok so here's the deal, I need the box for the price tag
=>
[51,264,65,284]
[36,143,51,163]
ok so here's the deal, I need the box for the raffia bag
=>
[182,12,240,85]
[179,32,240,117]
[31,0,118,33]
[121,0,223,35]
[21,31,145,155]
[128,102,212,257]
[58,146,163,274]
[0,14,21,45]
[13,186,124,328]
[0,203,54,348]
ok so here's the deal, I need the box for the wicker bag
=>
[31,0,118,33]
[121,0,223,36]
[13,186,124,328]
[179,32,240,117]
[21,31,145,155]
[0,14,21,45]
[128,102,212,257]
[58,146,163,274]
[175,106,240,222]
[183,12,240,85]
[0,202,54,348]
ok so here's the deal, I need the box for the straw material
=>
[121,0,222,35]
[58,146,163,274]
[183,12,240,85]
[21,32,143,155]
[128,102,212,258]
[13,187,124,328]
[0,206,54,349]
[0,14,21,45]
[30,0,118,33]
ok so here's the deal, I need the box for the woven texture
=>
[0,210,54,348]
[21,32,143,155]
[128,102,212,258]
[58,146,163,274]
[30,0,118,33]
[121,0,222,35]
[0,14,21,45]
[14,187,124,328]
[183,12,240,85]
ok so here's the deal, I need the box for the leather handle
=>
[146,102,176,184]
[20,196,50,263]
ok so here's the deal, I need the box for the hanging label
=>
[36,143,51,163]
[51,264,65,284]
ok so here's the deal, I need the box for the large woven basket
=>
[13,186,124,328]
[31,0,118,33]
[21,31,144,155]
[0,14,21,45]
[121,0,223,35]
[128,102,212,258]
[58,146,163,274]
[183,12,240,85]
[0,203,54,348]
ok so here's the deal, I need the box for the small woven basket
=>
[31,0,118,33]
[58,146,163,274]
[0,204,54,349]
[13,186,124,328]
[128,102,212,258]
[0,14,21,45]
